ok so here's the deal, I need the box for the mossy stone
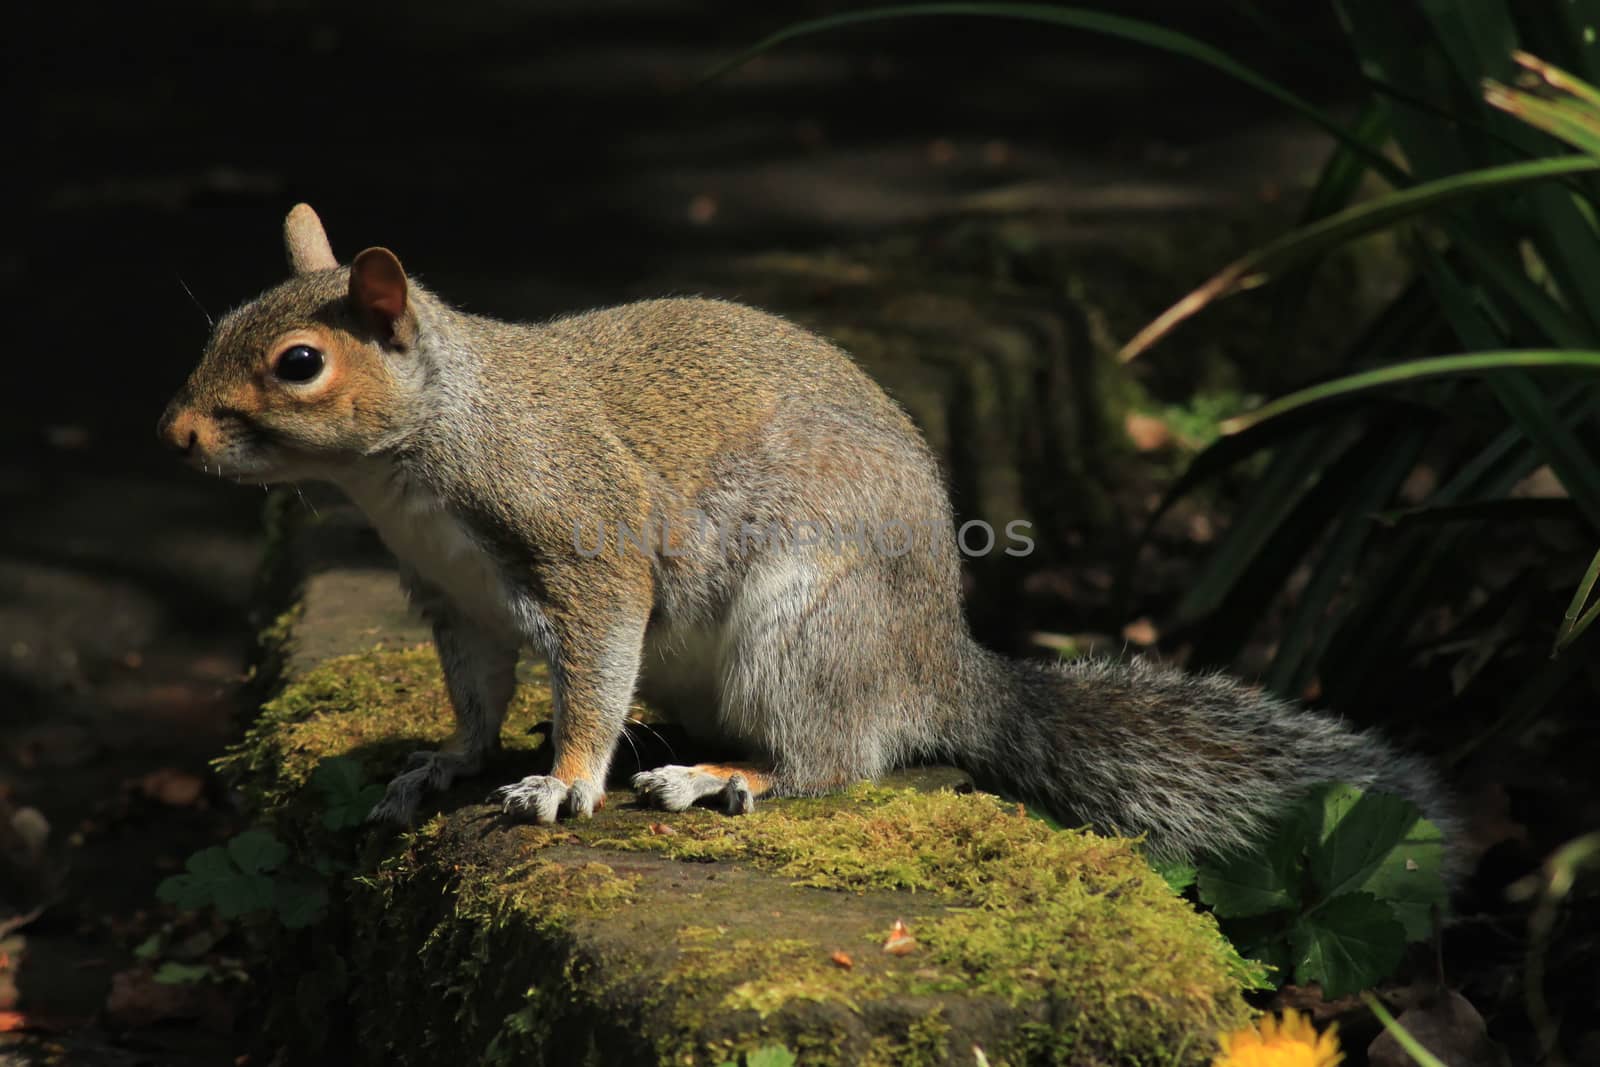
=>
[225,632,1260,1064]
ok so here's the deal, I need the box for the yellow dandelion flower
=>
[1212,1010,1343,1067]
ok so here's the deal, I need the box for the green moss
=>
[582,788,1261,1056]
[231,629,1256,1065]
[215,645,555,819]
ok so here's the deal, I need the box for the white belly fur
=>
[337,467,514,633]
[638,619,727,741]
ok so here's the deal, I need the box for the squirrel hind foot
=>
[632,765,758,815]
[369,750,480,825]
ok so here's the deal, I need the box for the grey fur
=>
[158,208,1457,867]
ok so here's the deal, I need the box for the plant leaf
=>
[213,873,277,919]
[745,1047,799,1067]
[152,961,214,986]
[274,877,331,930]
[1359,818,1448,943]
[1290,891,1406,998]
[1156,860,1198,894]
[226,829,288,876]
[1308,785,1416,896]
[156,847,237,911]
[312,757,384,830]
[1197,808,1307,918]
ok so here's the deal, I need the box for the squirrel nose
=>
[158,406,199,456]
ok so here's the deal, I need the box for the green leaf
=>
[311,757,385,830]
[213,873,277,919]
[1220,913,1295,983]
[310,756,365,799]
[1308,784,1421,897]
[156,847,239,911]
[1022,804,1065,831]
[153,961,214,985]
[226,829,288,876]
[274,877,331,930]
[1306,784,1446,942]
[1155,860,1197,894]
[1290,891,1406,998]
[158,835,285,919]
[133,933,162,960]
[746,1047,799,1067]
[1360,818,1447,942]
[1197,810,1306,918]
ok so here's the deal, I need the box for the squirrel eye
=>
[274,344,325,383]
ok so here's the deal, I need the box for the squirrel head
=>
[157,204,431,483]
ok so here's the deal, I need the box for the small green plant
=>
[156,756,384,932]
[308,754,385,830]
[157,828,330,929]
[1193,784,1446,998]
[717,1046,798,1067]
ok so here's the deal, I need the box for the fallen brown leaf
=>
[138,769,206,808]
[105,968,232,1030]
[883,919,917,956]
[1121,618,1159,646]
[1124,412,1172,452]
[829,950,853,969]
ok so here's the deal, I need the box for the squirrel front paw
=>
[491,775,601,823]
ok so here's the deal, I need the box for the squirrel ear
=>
[349,247,412,345]
[284,203,337,273]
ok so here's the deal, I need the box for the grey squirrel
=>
[157,204,1456,864]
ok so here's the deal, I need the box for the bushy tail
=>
[950,644,1458,866]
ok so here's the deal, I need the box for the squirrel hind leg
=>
[368,750,483,825]
[632,763,773,815]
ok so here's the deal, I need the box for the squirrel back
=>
[158,205,1456,868]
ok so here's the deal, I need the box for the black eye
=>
[274,344,325,383]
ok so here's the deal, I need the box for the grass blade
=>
[1220,350,1600,435]
[1485,83,1600,156]
[709,4,1408,186]
[1265,424,1427,696]
[1485,372,1600,527]
[1512,50,1600,114]
[1375,498,1581,527]
[1363,992,1450,1067]
[1120,157,1600,361]
[1555,545,1600,655]
[1171,430,1337,624]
